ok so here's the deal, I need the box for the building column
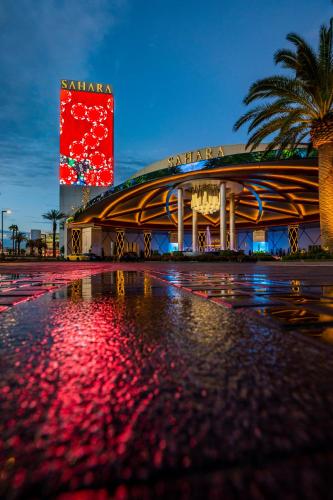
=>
[116,229,125,258]
[229,192,236,251]
[198,231,206,252]
[192,209,197,252]
[71,228,81,255]
[220,183,227,250]
[81,227,92,254]
[91,227,102,256]
[144,231,152,258]
[63,222,68,258]
[288,224,299,253]
[81,226,102,256]
[177,187,184,251]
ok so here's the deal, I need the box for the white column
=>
[177,188,184,251]
[192,209,197,252]
[229,192,236,251]
[82,227,92,253]
[81,226,103,256]
[220,183,226,250]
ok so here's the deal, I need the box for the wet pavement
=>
[147,267,333,344]
[0,265,115,311]
[0,263,333,499]
[3,261,333,344]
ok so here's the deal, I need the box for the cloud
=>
[0,135,57,187]
[0,123,156,193]
[0,0,127,130]
[0,132,156,189]
[0,0,125,93]
[115,154,160,184]
[0,0,127,228]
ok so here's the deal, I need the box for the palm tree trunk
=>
[53,221,56,257]
[319,142,333,251]
[12,231,14,254]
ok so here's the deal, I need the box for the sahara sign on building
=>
[167,146,225,167]
[59,80,114,187]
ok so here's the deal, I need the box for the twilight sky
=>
[0,0,331,231]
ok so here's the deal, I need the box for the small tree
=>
[36,238,47,257]
[42,210,66,257]
[15,232,26,254]
[9,224,18,254]
[26,239,36,256]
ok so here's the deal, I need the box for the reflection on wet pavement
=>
[0,268,113,310]
[148,270,333,343]
[1,271,333,498]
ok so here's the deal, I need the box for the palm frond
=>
[247,102,309,133]
[263,125,310,156]
[42,209,67,221]
[318,18,333,114]
[234,18,333,153]
[286,32,319,85]
[246,113,309,151]
[244,76,319,117]
[233,107,262,131]
[274,48,299,71]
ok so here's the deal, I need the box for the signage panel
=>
[253,229,267,243]
[59,80,114,187]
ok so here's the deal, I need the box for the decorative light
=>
[191,185,220,215]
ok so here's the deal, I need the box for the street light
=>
[1,209,12,257]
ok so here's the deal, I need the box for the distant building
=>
[27,230,60,256]
[30,229,42,240]
[43,232,60,256]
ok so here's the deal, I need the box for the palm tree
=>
[42,209,66,257]
[9,224,18,254]
[36,238,47,257]
[26,239,36,256]
[15,232,26,255]
[234,19,333,250]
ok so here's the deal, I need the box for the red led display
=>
[59,82,114,186]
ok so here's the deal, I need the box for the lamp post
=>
[1,209,11,257]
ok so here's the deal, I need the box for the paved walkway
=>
[0,262,333,498]
[2,261,333,343]
[0,263,113,312]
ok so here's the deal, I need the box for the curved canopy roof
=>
[73,148,319,230]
